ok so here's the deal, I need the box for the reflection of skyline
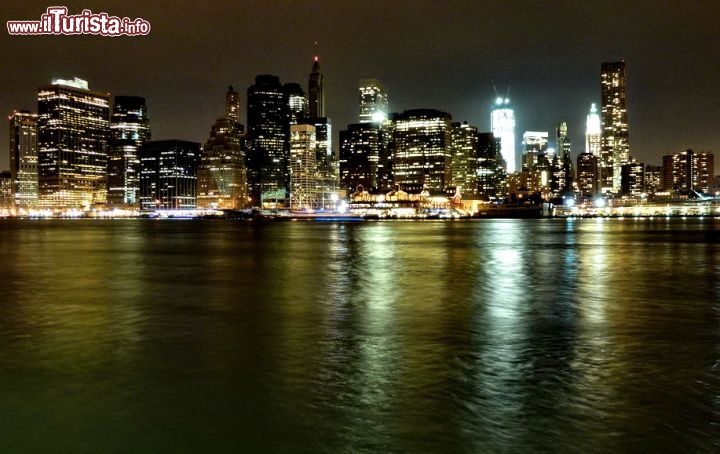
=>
[0,219,719,451]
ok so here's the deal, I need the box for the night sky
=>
[2,0,718,172]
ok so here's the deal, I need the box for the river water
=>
[0,218,719,452]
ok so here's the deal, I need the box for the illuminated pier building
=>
[601,61,630,193]
[8,111,38,208]
[139,140,200,210]
[490,97,516,173]
[197,86,247,210]
[37,77,110,208]
[107,96,150,205]
[246,75,290,206]
[390,109,452,193]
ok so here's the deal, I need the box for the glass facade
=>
[139,140,200,210]
[107,96,150,205]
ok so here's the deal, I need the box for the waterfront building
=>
[490,96,516,173]
[139,140,200,210]
[552,122,573,196]
[391,109,452,193]
[197,87,247,210]
[359,79,389,124]
[576,152,599,197]
[37,77,110,208]
[476,132,507,200]
[662,149,714,193]
[0,171,12,210]
[107,96,151,205]
[601,61,631,193]
[644,165,662,195]
[450,122,479,196]
[289,123,321,209]
[308,56,325,119]
[246,75,290,206]
[339,123,382,193]
[8,111,38,208]
[620,160,644,196]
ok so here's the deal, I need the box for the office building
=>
[339,123,382,193]
[522,131,549,172]
[197,87,247,210]
[601,61,630,193]
[644,165,662,195]
[246,75,290,205]
[576,152,598,197]
[284,83,309,125]
[662,149,714,193]
[359,79,389,123]
[620,160,644,196]
[491,97,516,173]
[552,122,573,196]
[107,96,150,205]
[139,140,200,210]
[476,132,506,200]
[37,77,109,208]
[450,122,478,195]
[9,111,38,208]
[289,123,321,209]
[391,109,452,193]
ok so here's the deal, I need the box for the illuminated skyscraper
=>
[197,87,247,210]
[37,77,109,208]
[284,83,309,125]
[139,140,200,210]
[553,122,573,195]
[477,132,506,200]
[225,85,240,123]
[107,96,150,205]
[359,79,389,123]
[9,111,38,208]
[576,152,599,197]
[490,97,516,173]
[289,123,321,209]
[339,123,382,193]
[246,75,290,205]
[621,160,644,196]
[601,61,630,193]
[521,131,548,172]
[585,103,601,157]
[391,109,452,192]
[450,122,478,194]
[308,56,325,119]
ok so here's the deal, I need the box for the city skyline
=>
[1,1,718,171]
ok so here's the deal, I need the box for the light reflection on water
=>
[0,218,719,452]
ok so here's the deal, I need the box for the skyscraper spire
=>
[308,53,325,118]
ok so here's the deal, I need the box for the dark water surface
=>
[1,218,719,452]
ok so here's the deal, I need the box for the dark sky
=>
[2,0,719,172]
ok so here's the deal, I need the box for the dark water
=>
[1,218,719,452]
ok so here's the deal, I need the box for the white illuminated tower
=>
[491,97,516,173]
[585,103,601,157]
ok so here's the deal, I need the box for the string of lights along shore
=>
[3,59,717,216]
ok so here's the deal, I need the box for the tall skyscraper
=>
[107,96,150,205]
[9,111,38,208]
[490,97,516,173]
[450,122,479,195]
[139,140,200,210]
[553,122,573,195]
[391,109,452,192]
[585,103,601,157]
[225,85,240,123]
[289,123,321,209]
[308,56,325,119]
[339,123,382,193]
[37,77,109,208]
[358,79,389,123]
[197,87,247,210]
[477,132,506,200]
[246,75,290,206]
[284,83,309,125]
[601,61,630,193]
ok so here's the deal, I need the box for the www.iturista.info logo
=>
[7,6,151,36]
